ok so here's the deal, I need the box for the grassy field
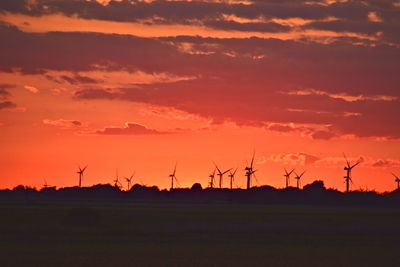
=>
[0,201,399,266]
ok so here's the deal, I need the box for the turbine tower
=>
[228,168,238,189]
[293,171,306,189]
[169,163,179,190]
[283,168,295,188]
[245,152,257,189]
[343,153,362,193]
[392,173,400,190]
[124,172,135,191]
[77,165,87,188]
[208,167,216,188]
[215,164,231,188]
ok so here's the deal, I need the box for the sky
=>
[1,0,400,192]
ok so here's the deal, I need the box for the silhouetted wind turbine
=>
[392,173,400,190]
[77,165,87,187]
[169,163,179,190]
[43,179,49,189]
[294,171,306,189]
[208,167,216,188]
[215,164,231,188]
[125,172,135,191]
[114,169,122,189]
[283,168,295,188]
[228,168,238,189]
[245,152,257,189]
[343,153,362,193]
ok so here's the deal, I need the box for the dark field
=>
[1,201,400,266]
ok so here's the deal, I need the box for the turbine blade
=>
[351,160,361,169]
[173,162,177,176]
[250,151,255,169]
[343,152,350,167]
[215,165,222,175]
[222,168,232,175]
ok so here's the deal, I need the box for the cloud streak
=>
[42,119,83,129]
[95,122,168,135]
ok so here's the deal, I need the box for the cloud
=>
[364,158,400,169]
[0,84,13,99]
[269,152,321,166]
[311,130,337,140]
[1,12,400,140]
[0,101,17,110]
[42,119,82,129]
[267,123,297,132]
[95,122,168,135]
[59,74,99,85]
[24,85,39,93]
[0,83,15,97]
[0,84,18,110]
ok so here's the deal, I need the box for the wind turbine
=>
[169,163,179,190]
[392,173,400,190]
[124,172,135,191]
[215,164,231,188]
[208,167,216,188]
[43,179,49,189]
[283,168,295,188]
[343,153,362,193]
[293,171,306,189]
[77,165,87,188]
[245,152,257,189]
[228,168,238,189]
[113,169,122,189]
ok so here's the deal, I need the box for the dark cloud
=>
[73,77,400,139]
[60,74,99,85]
[1,7,399,139]
[0,101,16,110]
[0,84,15,97]
[267,124,296,132]
[311,130,337,140]
[0,84,17,109]
[73,88,119,100]
[2,0,399,41]
[205,20,291,33]
[96,122,167,135]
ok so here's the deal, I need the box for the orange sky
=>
[1,0,400,192]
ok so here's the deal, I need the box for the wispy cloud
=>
[95,122,168,135]
[42,119,83,129]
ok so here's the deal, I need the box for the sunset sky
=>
[1,0,400,192]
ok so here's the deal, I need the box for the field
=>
[1,200,400,266]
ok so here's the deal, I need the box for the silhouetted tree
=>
[191,183,202,191]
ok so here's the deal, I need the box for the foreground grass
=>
[0,201,399,266]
